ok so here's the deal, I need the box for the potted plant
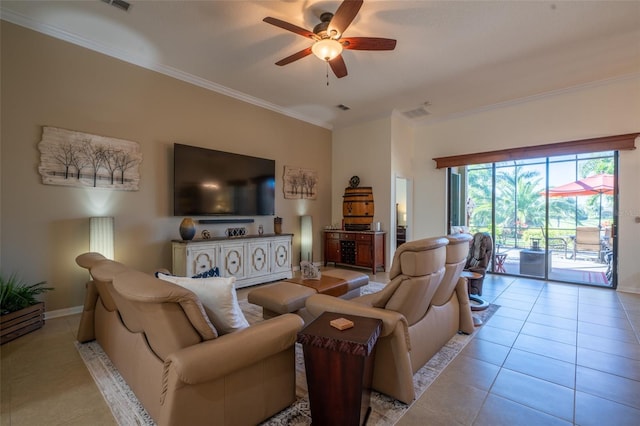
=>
[0,272,52,344]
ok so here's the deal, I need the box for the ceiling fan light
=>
[312,39,343,62]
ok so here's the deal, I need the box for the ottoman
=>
[247,269,369,320]
[247,282,316,319]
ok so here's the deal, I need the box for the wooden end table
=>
[297,311,382,426]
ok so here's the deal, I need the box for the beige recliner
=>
[304,234,474,403]
[76,252,303,426]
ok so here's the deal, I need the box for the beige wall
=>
[0,22,332,312]
[391,114,416,243]
[333,75,640,293]
[332,117,392,265]
[411,75,640,293]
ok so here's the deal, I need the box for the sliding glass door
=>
[458,151,616,288]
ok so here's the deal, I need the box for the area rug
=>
[76,281,499,426]
[581,271,609,285]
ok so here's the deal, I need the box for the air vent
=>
[101,0,131,12]
[337,104,351,111]
[402,106,430,119]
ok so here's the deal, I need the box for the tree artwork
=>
[283,166,318,200]
[51,142,75,179]
[38,127,142,191]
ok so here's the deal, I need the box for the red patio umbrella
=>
[546,173,614,198]
[545,173,614,228]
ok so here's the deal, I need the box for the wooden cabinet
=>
[355,233,374,268]
[324,230,385,274]
[220,241,245,280]
[189,246,218,276]
[172,234,292,289]
[248,240,270,278]
[271,236,293,275]
[325,232,342,264]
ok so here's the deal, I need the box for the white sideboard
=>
[172,234,293,289]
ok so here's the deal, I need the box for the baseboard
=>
[45,305,83,320]
[617,287,640,295]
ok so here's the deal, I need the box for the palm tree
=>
[580,157,613,178]
[468,165,552,247]
[549,197,579,228]
[579,157,614,223]
[495,167,547,247]
[467,166,492,230]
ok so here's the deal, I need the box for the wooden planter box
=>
[1,302,45,345]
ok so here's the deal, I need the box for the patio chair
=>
[602,226,613,250]
[602,226,614,279]
[540,227,568,258]
[573,226,602,261]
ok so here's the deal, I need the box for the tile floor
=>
[398,274,640,426]
[0,313,115,425]
[1,273,639,425]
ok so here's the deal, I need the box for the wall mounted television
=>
[173,143,275,216]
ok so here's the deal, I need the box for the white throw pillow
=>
[157,273,249,334]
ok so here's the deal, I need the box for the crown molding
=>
[421,72,640,126]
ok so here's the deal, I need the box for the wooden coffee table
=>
[285,275,348,297]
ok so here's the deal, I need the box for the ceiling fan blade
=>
[263,17,317,39]
[329,55,348,78]
[328,0,363,36]
[275,47,313,66]
[341,37,397,51]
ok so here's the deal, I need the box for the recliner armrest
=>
[455,277,475,334]
[165,313,303,385]
[305,294,410,346]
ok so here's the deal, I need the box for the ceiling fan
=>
[263,0,396,78]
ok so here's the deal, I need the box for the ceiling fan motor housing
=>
[314,12,338,38]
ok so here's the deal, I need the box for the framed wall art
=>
[283,166,317,200]
[38,126,142,191]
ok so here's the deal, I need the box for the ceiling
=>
[2,0,639,129]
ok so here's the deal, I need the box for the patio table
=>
[519,249,551,277]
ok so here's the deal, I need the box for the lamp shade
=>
[90,217,114,260]
[300,215,313,262]
[311,39,343,62]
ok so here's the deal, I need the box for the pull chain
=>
[326,62,330,86]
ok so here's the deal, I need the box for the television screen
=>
[173,143,275,216]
